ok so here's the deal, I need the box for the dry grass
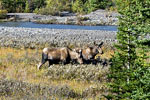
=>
[97,46,114,59]
[0,47,113,99]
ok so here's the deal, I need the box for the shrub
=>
[87,0,114,12]
[99,0,113,9]
[72,0,114,14]
[36,0,72,16]
[0,10,7,19]
[0,0,45,13]
[72,0,84,14]
[35,7,60,16]
[24,1,30,13]
[27,0,45,12]
[0,0,26,13]
[84,0,100,13]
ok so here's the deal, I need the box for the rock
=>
[6,10,119,26]
[0,27,117,48]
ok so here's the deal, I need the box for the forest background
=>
[0,0,115,18]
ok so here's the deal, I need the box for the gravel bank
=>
[7,10,119,26]
[0,27,117,48]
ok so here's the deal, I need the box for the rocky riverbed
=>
[0,27,116,49]
[7,10,119,26]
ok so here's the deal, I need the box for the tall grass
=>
[0,10,7,19]
[0,47,113,99]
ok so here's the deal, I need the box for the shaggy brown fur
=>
[74,42,104,64]
[37,47,83,69]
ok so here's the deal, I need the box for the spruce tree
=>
[106,0,150,99]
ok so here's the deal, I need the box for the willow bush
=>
[72,0,84,14]
[0,0,26,13]
[84,0,113,13]
[36,0,71,15]
[0,9,7,19]
[0,0,45,13]
[0,0,114,14]
[72,0,114,14]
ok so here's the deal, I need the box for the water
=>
[0,22,117,31]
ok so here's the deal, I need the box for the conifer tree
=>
[107,0,150,99]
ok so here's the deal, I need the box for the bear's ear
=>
[98,42,104,48]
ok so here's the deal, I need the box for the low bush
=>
[0,79,81,99]
[35,7,60,16]
[46,64,109,82]
[36,0,72,16]
[72,0,114,14]
[0,10,7,19]
[0,47,111,99]
[72,0,85,14]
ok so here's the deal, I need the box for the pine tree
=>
[106,0,150,99]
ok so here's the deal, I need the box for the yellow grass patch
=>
[0,47,111,98]
[96,46,114,59]
[0,47,34,58]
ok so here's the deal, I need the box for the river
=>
[0,22,117,31]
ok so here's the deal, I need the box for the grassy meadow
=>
[0,47,114,99]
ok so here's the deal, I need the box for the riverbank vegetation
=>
[0,0,115,16]
[0,9,7,19]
